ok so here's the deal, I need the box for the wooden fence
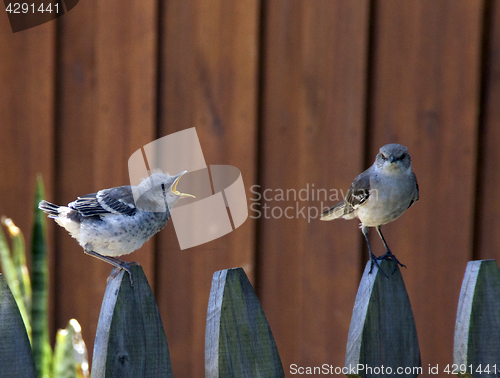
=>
[2,259,499,378]
[3,1,500,375]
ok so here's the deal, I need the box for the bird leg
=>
[362,226,387,277]
[84,247,138,286]
[375,226,406,274]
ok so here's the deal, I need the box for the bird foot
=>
[376,251,406,275]
[84,248,139,287]
[369,252,389,278]
[109,261,140,286]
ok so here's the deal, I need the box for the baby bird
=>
[39,171,194,282]
[321,144,419,275]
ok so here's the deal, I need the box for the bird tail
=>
[38,200,61,218]
[320,201,348,221]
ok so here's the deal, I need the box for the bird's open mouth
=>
[172,171,196,198]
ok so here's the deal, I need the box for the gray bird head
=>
[134,171,195,212]
[375,144,412,172]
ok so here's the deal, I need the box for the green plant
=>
[0,215,32,340]
[0,175,89,378]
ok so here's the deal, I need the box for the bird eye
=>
[380,154,387,160]
[401,153,407,159]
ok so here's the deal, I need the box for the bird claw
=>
[108,261,139,287]
[84,249,139,287]
[376,250,406,275]
[369,253,389,278]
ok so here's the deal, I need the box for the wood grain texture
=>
[258,0,370,370]
[454,260,500,377]
[0,11,56,341]
[91,265,172,378]
[0,16,56,239]
[55,0,158,359]
[205,268,284,378]
[475,1,500,262]
[345,260,420,378]
[156,1,259,376]
[0,275,37,378]
[368,0,484,369]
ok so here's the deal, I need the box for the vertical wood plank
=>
[345,261,420,378]
[55,0,158,360]
[454,260,500,376]
[475,1,500,262]
[91,266,172,378]
[157,0,259,376]
[205,268,284,378]
[368,0,483,369]
[0,17,56,338]
[259,0,370,370]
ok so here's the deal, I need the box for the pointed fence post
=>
[91,265,172,378]
[454,259,500,378]
[205,267,284,378]
[345,260,421,378]
[0,274,37,377]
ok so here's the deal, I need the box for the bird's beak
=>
[172,171,196,198]
[389,155,395,164]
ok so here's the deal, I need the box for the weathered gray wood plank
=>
[91,266,172,378]
[345,260,420,378]
[205,268,284,378]
[0,274,37,378]
[454,260,500,378]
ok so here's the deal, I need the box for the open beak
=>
[172,171,196,198]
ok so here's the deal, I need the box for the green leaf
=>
[3,216,32,326]
[31,175,53,378]
[0,217,32,341]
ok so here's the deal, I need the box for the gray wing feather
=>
[320,168,371,221]
[69,186,137,217]
[344,170,371,209]
[320,200,349,220]
[97,186,137,216]
[407,172,419,209]
[69,193,108,217]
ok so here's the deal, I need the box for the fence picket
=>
[205,268,284,377]
[345,260,421,378]
[91,265,172,378]
[454,260,500,378]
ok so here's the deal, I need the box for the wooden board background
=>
[0,1,497,376]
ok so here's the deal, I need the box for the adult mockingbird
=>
[320,144,419,274]
[39,171,194,282]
